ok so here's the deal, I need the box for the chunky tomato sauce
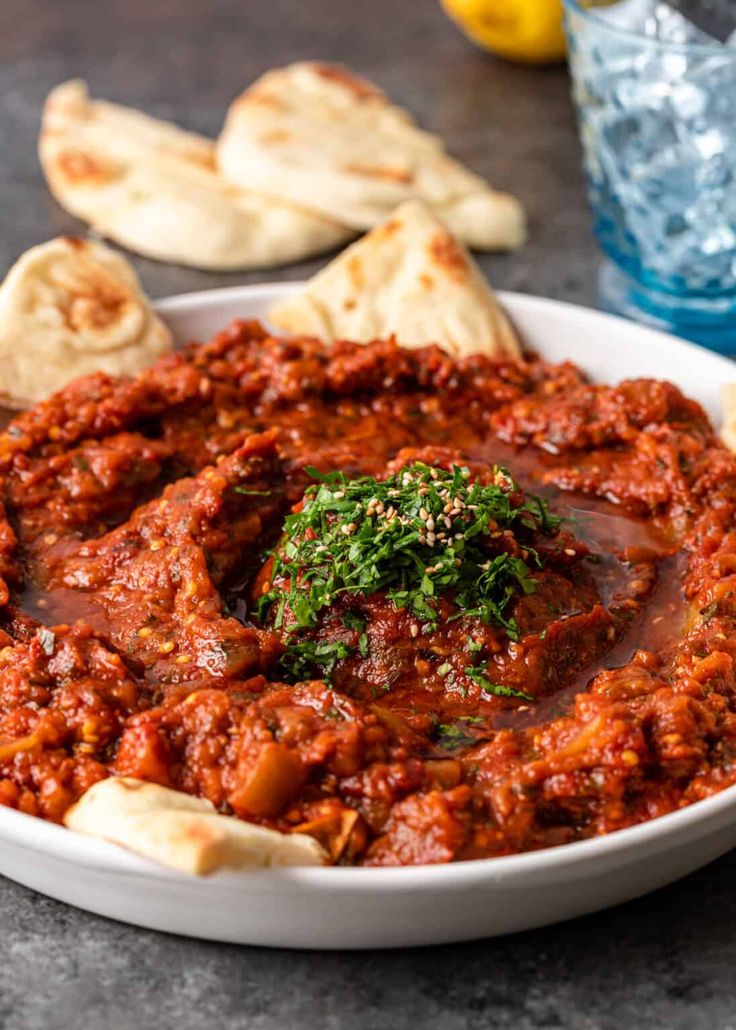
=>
[0,320,735,866]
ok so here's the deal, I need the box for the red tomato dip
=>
[0,320,734,866]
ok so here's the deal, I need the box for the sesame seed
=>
[333,491,345,499]
[564,548,576,556]
[410,623,419,638]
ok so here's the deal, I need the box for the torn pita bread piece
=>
[216,61,526,251]
[63,777,328,875]
[39,80,353,271]
[721,385,736,453]
[268,200,521,359]
[0,236,172,408]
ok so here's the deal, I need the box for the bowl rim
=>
[5,281,736,892]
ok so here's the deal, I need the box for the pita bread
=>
[268,200,521,359]
[0,236,172,407]
[39,80,353,271]
[216,62,526,251]
[64,777,327,875]
[721,385,736,452]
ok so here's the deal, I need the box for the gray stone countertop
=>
[2,2,735,1028]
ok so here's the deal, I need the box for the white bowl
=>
[2,284,734,949]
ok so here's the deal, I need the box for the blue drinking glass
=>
[563,0,736,352]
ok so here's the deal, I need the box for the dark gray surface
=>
[1,2,734,1029]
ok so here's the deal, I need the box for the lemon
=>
[440,0,567,65]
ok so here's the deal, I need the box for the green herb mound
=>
[258,462,561,645]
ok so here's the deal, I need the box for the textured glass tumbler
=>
[564,0,736,352]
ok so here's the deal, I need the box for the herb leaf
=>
[279,638,353,682]
[437,716,487,751]
[465,666,533,701]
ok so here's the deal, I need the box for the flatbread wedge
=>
[0,236,172,408]
[721,385,736,453]
[268,200,521,359]
[216,62,526,251]
[39,80,353,271]
[63,777,327,874]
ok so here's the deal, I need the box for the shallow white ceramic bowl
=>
[2,284,735,949]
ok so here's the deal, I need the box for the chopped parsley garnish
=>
[279,638,353,681]
[437,716,487,751]
[258,462,561,646]
[465,665,532,701]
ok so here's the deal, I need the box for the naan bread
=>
[268,200,521,359]
[216,62,526,251]
[39,80,353,271]
[0,236,172,407]
[721,385,736,453]
[64,777,327,875]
